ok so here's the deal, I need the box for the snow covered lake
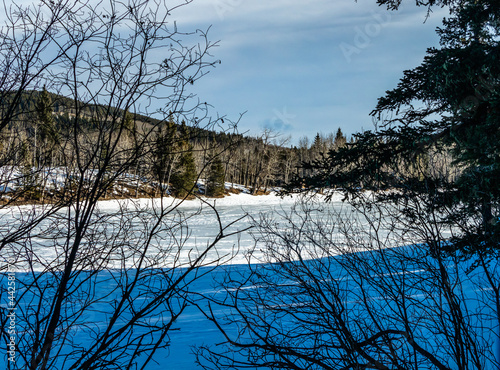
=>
[1,192,365,271]
[0,192,498,369]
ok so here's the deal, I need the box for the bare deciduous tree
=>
[0,0,244,369]
[196,194,500,369]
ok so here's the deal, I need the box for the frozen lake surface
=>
[0,192,498,369]
[1,192,360,271]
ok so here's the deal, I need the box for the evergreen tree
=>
[309,132,324,161]
[171,126,197,198]
[333,127,346,148]
[35,87,59,166]
[206,155,225,197]
[295,0,500,256]
[36,88,56,140]
[172,148,196,198]
[312,133,321,149]
[152,117,177,194]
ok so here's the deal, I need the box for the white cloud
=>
[166,0,450,140]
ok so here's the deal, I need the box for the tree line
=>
[1,88,351,202]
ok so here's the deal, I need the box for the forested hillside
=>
[0,89,350,203]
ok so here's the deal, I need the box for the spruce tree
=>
[36,88,56,139]
[206,155,225,197]
[171,129,197,198]
[296,0,500,256]
[35,87,59,166]
[333,127,346,149]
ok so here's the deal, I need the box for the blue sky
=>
[175,0,449,144]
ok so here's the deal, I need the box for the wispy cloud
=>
[173,0,448,142]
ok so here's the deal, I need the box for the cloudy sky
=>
[174,0,449,143]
